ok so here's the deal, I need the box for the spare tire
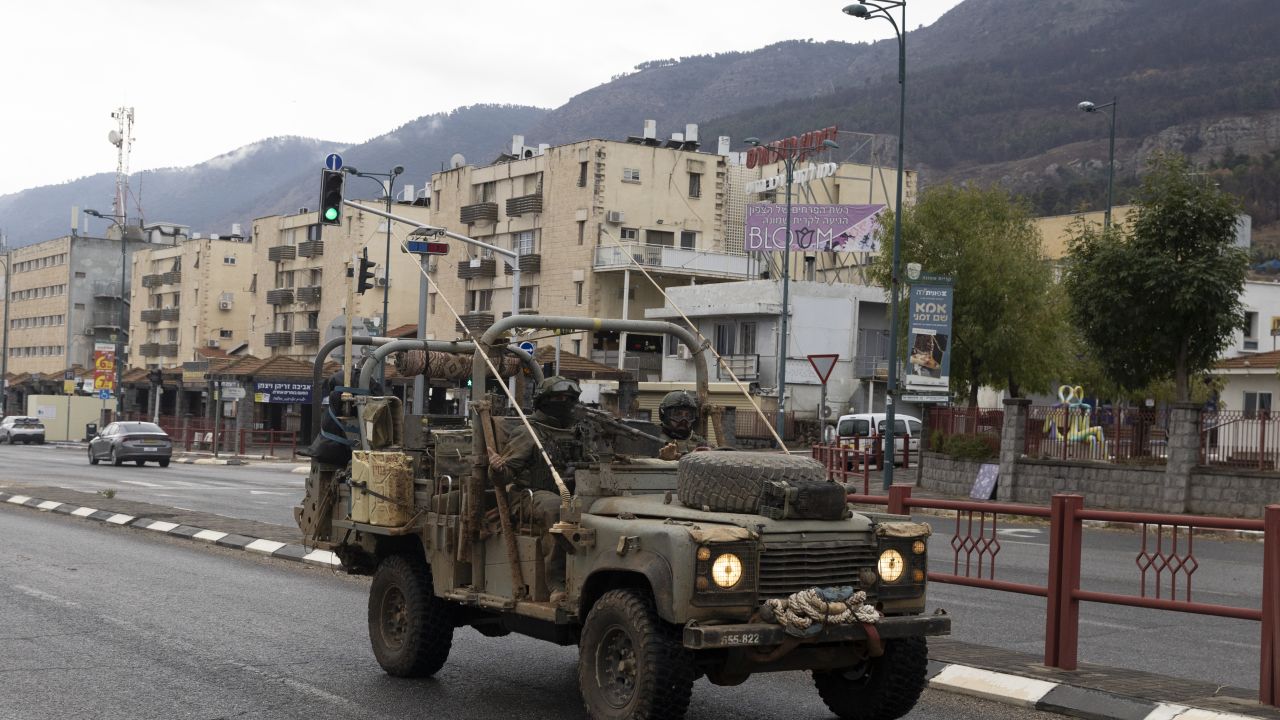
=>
[677,452,844,520]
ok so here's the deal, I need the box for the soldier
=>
[486,376,584,593]
[657,389,708,460]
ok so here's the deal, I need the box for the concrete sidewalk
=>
[1,482,1276,720]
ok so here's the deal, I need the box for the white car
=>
[0,416,47,444]
[833,412,921,465]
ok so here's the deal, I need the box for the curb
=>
[173,455,246,466]
[926,661,1264,720]
[0,490,339,569]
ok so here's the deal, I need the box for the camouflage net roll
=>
[393,350,519,381]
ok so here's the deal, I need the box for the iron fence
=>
[1025,405,1168,463]
[1201,410,1280,470]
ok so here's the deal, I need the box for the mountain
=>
[3,0,1279,246]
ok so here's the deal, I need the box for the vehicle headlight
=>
[878,549,905,583]
[711,553,743,588]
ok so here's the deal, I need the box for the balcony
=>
[593,243,752,279]
[93,311,125,329]
[296,286,322,304]
[505,193,543,217]
[457,258,496,279]
[504,253,541,274]
[454,313,494,335]
[264,332,293,348]
[160,308,180,322]
[162,271,182,285]
[268,245,297,262]
[92,282,123,298]
[460,202,498,225]
[159,343,179,357]
[717,354,760,381]
[297,240,325,258]
[853,355,889,380]
[142,274,164,288]
[140,343,160,357]
[140,309,162,323]
[266,288,295,305]
[294,330,321,346]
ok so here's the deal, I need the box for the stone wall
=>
[918,452,988,497]
[1010,459,1167,510]
[1187,469,1280,518]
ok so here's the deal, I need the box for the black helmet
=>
[658,390,699,426]
[534,376,581,410]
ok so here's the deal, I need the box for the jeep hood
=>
[587,494,874,534]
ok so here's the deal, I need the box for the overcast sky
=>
[0,0,963,197]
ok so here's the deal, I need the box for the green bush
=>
[932,432,999,461]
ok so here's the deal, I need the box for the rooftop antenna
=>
[108,107,135,226]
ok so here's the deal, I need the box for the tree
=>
[868,184,1069,405]
[1064,153,1247,402]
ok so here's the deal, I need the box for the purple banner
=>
[744,204,885,252]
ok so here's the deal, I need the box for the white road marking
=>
[931,665,1056,706]
[36,501,61,511]
[1080,618,1140,631]
[245,539,286,554]
[71,507,97,517]
[1203,638,1258,650]
[1145,704,1191,720]
[145,521,179,532]
[105,514,134,525]
[249,490,288,496]
[193,530,227,542]
[997,529,1041,539]
[13,585,81,609]
[119,479,164,488]
[303,550,341,566]
[6,495,32,504]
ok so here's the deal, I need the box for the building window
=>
[224,256,236,265]
[519,285,538,310]
[645,230,674,247]
[680,231,697,250]
[622,168,641,183]
[578,162,588,188]
[575,281,584,305]
[688,172,702,198]
[715,323,735,356]
[1244,311,1259,350]
[219,329,233,338]
[467,289,493,313]
[166,329,179,343]
[307,311,320,330]
[572,339,581,356]
[741,322,757,355]
[513,230,537,255]
[804,256,817,281]
[620,227,638,242]
[1245,392,1273,419]
[577,220,586,245]
[75,272,86,279]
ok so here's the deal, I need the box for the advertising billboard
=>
[92,342,116,395]
[905,283,953,392]
[745,204,885,253]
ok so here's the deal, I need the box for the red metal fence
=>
[237,429,298,459]
[736,411,798,441]
[811,445,872,493]
[845,486,1280,706]
[1201,411,1280,470]
[1025,405,1169,463]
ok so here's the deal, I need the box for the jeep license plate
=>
[720,632,761,646]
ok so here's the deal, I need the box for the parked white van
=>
[833,412,922,464]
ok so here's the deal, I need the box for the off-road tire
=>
[88,448,99,465]
[368,554,455,678]
[812,636,929,720]
[579,588,695,720]
[111,449,123,467]
[676,451,827,515]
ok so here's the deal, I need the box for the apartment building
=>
[127,231,256,366]
[1,233,147,377]
[425,130,754,378]
[250,201,433,361]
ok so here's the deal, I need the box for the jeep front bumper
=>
[682,613,950,650]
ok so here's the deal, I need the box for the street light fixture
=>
[343,164,404,384]
[1078,97,1118,230]
[745,136,840,444]
[844,0,907,490]
[85,208,128,419]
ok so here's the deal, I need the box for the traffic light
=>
[356,247,377,295]
[148,368,163,386]
[319,169,345,226]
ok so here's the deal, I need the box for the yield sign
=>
[807,354,839,385]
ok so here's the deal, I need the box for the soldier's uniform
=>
[657,390,708,460]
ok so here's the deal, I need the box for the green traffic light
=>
[324,207,340,221]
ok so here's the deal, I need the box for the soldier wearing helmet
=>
[657,390,708,460]
[487,376,585,593]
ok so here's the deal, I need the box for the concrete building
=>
[1,233,147,377]
[424,130,758,378]
[128,230,256,366]
[249,201,433,361]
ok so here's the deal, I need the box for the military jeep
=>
[296,316,948,720]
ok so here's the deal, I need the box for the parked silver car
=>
[88,421,172,467]
[0,416,46,444]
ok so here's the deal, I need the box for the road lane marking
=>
[997,529,1042,539]
[245,539,286,554]
[71,507,97,517]
[193,530,227,542]
[1080,618,1140,631]
[119,479,164,488]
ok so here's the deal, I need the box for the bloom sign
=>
[745,204,885,253]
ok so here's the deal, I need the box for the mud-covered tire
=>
[579,588,695,720]
[368,554,456,678]
[676,451,828,515]
[812,636,929,720]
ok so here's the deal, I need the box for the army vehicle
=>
[296,316,947,720]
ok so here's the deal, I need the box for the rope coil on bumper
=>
[760,587,880,638]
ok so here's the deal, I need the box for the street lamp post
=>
[0,238,10,415]
[1078,97,1118,230]
[745,137,839,445]
[844,0,907,489]
[85,209,128,419]
[343,166,401,384]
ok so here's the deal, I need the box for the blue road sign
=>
[98,389,111,400]
[325,153,343,171]
[405,240,450,255]
[518,341,536,354]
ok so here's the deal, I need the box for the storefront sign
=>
[254,381,312,404]
[745,204,884,252]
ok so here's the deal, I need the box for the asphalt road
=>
[0,444,305,525]
[0,506,1060,720]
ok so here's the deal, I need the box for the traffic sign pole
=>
[807,354,840,443]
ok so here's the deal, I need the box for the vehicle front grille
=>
[758,540,877,599]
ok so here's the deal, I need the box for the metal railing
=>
[716,354,759,381]
[1201,410,1280,470]
[811,444,872,493]
[844,486,1280,706]
[1025,405,1168,463]
[592,243,752,279]
[237,429,297,459]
